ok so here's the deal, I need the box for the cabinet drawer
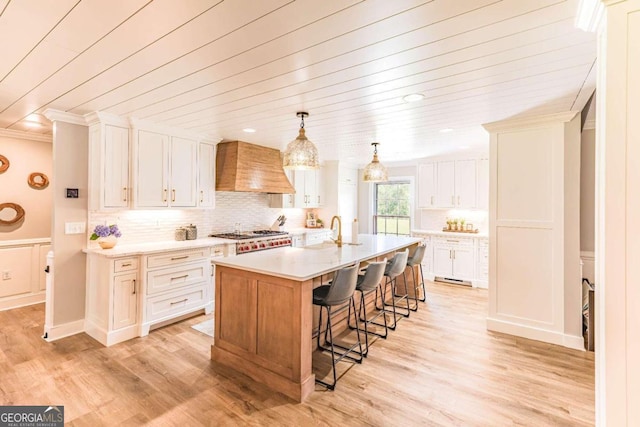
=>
[114,257,138,273]
[146,248,210,268]
[146,285,208,322]
[433,236,474,248]
[147,262,208,295]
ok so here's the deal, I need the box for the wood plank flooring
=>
[0,281,594,426]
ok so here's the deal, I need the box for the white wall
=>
[51,121,88,327]
[0,133,52,240]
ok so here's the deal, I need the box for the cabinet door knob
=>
[200,190,204,203]
[123,187,128,202]
[163,189,167,202]
[132,279,136,295]
[172,189,176,202]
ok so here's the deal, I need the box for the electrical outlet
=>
[2,271,10,280]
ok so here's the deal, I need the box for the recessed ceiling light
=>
[439,128,453,133]
[402,93,424,103]
[24,121,42,128]
[243,128,256,133]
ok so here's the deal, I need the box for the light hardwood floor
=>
[0,282,594,426]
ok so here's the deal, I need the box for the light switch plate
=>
[65,222,86,234]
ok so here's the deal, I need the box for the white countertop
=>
[213,234,421,281]
[412,229,488,238]
[83,237,235,257]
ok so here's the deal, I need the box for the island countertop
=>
[213,233,421,281]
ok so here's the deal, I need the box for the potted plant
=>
[90,224,122,249]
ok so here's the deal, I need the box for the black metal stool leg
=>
[418,264,427,302]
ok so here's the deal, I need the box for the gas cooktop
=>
[208,230,288,240]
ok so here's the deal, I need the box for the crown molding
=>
[482,111,580,133]
[42,109,87,126]
[575,0,605,32]
[583,118,596,130]
[84,111,129,127]
[0,128,52,143]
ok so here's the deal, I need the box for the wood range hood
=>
[215,141,295,194]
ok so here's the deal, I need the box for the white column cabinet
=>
[198,142,216,208]
[417,163,437,208]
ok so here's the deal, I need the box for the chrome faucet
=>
[330,215,342,247]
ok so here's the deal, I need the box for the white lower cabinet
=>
[85,247,214,346]
[85,255,140,346]
[412,231,487,288]
[140,248,212,336]
[432,237,475,282]
[112,272,138,330]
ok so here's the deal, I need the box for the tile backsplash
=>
[89,192,306,245]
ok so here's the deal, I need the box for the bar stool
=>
[313,264,362,390]
[406,244,427,311]
[377,249,410,330]
[347,259,387,356]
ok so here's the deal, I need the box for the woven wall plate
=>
[0,203,25,225]
[0,154,8,174]
[28,172,49,189]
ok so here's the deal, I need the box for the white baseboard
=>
[0,292,45,311]
[487,317,585,351]
[43,319,84,342]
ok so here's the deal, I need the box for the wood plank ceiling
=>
[0,0,596,163]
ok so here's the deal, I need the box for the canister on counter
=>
[186,224,197,240]
[175,227,187,241]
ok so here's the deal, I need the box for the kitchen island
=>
[211,234,421,402]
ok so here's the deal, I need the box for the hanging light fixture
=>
[363,142,388,182]
[283,112,319,170]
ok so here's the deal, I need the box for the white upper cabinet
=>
[88,113,131,211]
[135,130,170,208]
[293,169,322,208]
[436,161,455,208]
[134,130,199,208]
[417,162,436,208]
[103,125,130,208]
[169,137,197,207]
[198,142,216,208]
[417,158,480,209]
[454,159,477,208]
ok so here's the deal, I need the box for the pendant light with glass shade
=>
[363,142,388,182]
[283,112,319,170]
